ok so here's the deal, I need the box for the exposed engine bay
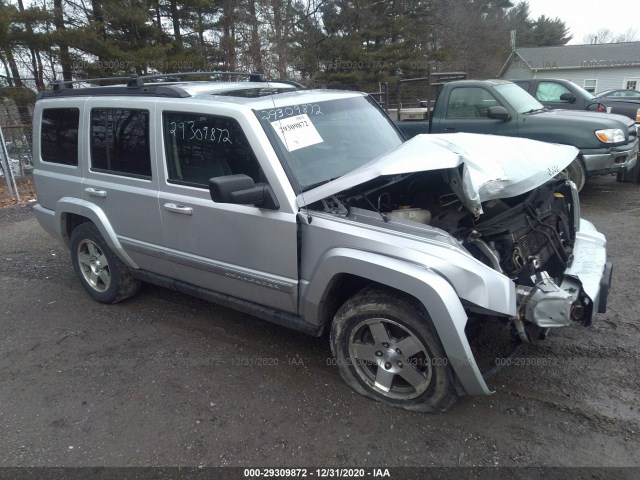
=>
[314,170,577,283]
[311,169,591,338]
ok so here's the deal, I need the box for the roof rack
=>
[50,71,266,92]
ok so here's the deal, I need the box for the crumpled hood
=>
[299,133,578,215]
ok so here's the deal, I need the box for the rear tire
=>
[70,223,141,304]
[330,287,458,413]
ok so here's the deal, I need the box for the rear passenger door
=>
[35,103,84,210]
[82,100,170,276]
[156,107,299,314]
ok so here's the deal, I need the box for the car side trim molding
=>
[119,237,296,294]
[131,269,321,336]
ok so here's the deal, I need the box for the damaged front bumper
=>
[515,219,611,328]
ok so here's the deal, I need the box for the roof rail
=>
[52,76,132,91]
[273,79,307,89]
[49,71,265,92]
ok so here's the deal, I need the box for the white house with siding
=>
[498,42,640,94]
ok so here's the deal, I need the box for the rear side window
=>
[162,112,263,187]
[40,108,80,165]
[91,108,151,178]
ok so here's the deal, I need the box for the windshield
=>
[256,96,404,192]
[567,81,595,100]
[495,83,544,113]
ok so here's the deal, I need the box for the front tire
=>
[70,223,141,304]
[561,157,586,191]
[330,287,458,413]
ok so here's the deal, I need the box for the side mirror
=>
[560,92,577,103]
[487,105,511,121]
[209,174,280,210]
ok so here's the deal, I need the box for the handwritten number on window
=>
[169,119,233,145]
[261,104,323,121]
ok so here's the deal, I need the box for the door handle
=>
[443,127,456,133]
[163,203,193,215]
[84,187,107,198]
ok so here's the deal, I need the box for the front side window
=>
[163,112,263,187]
[535,81,571,102]
[40,108,80,165]
[446,88,500,118]
[91,108,151,178]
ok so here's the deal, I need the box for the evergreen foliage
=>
[0,0,572,94]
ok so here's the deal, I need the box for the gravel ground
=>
[0,175,638,473]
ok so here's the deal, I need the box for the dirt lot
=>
[0,175,638,473]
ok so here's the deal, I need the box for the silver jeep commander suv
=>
[32,72,612,412]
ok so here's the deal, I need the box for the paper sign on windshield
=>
[271,114,323,152]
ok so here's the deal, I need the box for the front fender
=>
[302,248,492,396]
[55,197,138,269]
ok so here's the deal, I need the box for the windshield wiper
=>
[302,176,341,192]
[522,107,547,114]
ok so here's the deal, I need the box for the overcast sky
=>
[525,0,638,45]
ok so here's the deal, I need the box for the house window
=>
[583,79,597,93]
[626,80,638,91]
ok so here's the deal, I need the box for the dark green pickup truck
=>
[395,79,639,189]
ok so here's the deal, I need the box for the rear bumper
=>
[516,219,610,328]
[581,139,638,176]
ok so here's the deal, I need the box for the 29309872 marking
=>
[243,468,390,477]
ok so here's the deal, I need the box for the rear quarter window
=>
[40,108,80,165]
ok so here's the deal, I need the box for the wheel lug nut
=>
[397,361,403,368]
[395,348,402,355]
[375,351,382,357]
[384,362,391,370]
[382,342,389,348]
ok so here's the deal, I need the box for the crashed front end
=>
[430,133,612,339]
[303,132,612,341]
[467,177,611,339]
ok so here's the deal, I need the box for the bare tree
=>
[583,28,638,44]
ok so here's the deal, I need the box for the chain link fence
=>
[1,94,34,204]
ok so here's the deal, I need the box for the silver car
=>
[32,75,611,412]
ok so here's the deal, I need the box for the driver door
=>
[156,108,299,314]
[437,86,518,136]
